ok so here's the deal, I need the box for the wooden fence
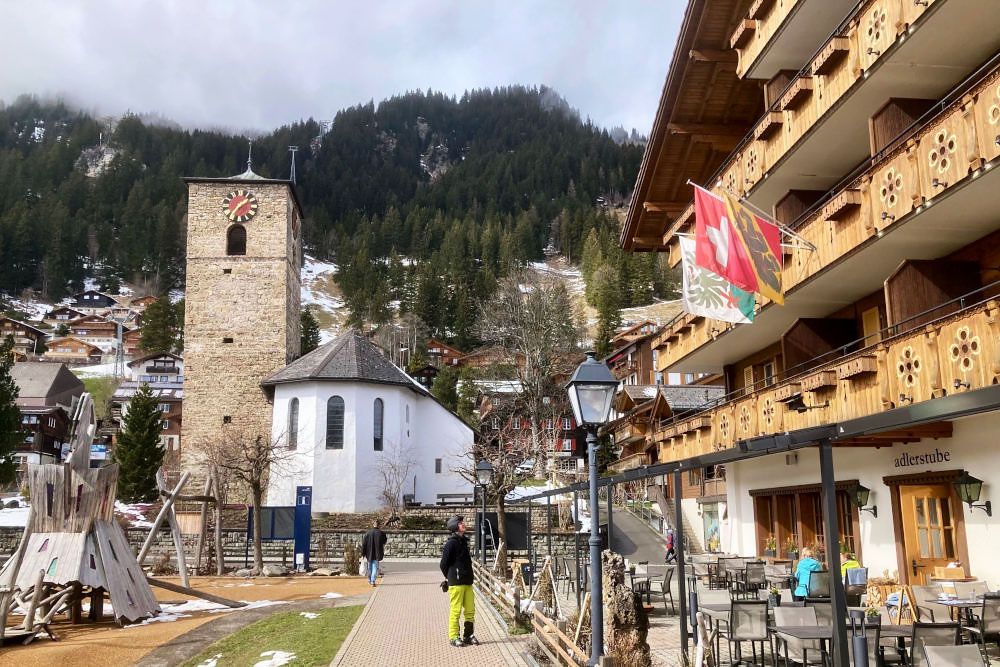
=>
[531,607,589,666]
[472,559,521,624]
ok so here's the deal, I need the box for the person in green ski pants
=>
[440,515,478,647]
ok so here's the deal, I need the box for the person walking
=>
[361,519,387,587]
[664,527,677,564]
[440,515,477,648]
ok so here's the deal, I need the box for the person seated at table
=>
[793,547,822,601]
[840,551,861,577]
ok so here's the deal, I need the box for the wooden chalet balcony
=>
[610,452,649,473]
[666,0,999,258]
[656,55,1000,373]
[654,296,1000,464]
[732,0,857,80]
[612,360,638,380]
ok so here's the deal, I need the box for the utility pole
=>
[288,145,299,184]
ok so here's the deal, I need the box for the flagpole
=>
[685,179,817,252]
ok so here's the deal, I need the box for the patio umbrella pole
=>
[673,469,689,656]
[820,439,850,667]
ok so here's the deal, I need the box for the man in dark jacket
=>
[361,520,387,586]
[439,515,477,647]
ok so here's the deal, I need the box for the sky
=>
[0,1,682,136]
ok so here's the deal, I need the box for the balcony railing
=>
[652,283,1000,463]
[656,53,1000,372]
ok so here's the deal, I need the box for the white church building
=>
[262,329,474,513]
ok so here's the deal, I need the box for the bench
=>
[402,494,421,508]
[436,493,474,505]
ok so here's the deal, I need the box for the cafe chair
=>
[921,645,987,667]
[845,567,868,607]
[737,562,767,599]
[910,584,944,623]
[656,565,676,615]
[716,600,769,667]
[773,606,823,666]
[954,581,990,599]
[807,570,831,598]
[965,593,1000,655]
[765,562,793,589]
[910,622,961,667]
[805,599,833,626]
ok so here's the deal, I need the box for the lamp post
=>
[476,459,494,564]
[566,351,618,666]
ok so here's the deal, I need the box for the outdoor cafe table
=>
[929,598,983,624]
[770,624,912,666]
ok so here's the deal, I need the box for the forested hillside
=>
[0,87,675,348]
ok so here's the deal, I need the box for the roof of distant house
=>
[0,316,47,337]
[658,384,725,411]
[11,362,84,400]
[262,329,424,390]
[127,351,183,367]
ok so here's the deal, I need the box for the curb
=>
[329,581,381,666]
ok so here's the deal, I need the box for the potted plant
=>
[764,535,777,558]
[864,606,881,625]
[768,586,782,608]
[783,536,799,558]
[708,536,720,552]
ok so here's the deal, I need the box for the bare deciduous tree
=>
[456,418,533,577]
[374,440,418,519]
[201,427,300,573]
[476,270,580,475]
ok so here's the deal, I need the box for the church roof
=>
[262,329,424,390]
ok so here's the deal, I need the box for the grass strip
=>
[180,605,363,667]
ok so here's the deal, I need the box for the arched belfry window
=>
[287,398,299,450]
[326,396,345,449]
[373,398,384,451]
[227,224,247,256]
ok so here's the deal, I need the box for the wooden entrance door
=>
[899,484,961,584]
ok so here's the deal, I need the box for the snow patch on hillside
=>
[301,255,345,343]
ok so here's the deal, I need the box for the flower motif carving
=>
[988,84,1000,125]
[948,326,980,372]
[867,8,888,43]
[739,405,753,433]
[719,413,731,441]
[879,168,903,209]
[761,398,776,429]
[927,129,957,174]
[896,346,921,387]
[745,148,760,180]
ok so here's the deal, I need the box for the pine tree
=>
[0,336,21,485]
[114,383,164,502]
[431,365,459,411]
[139,296,178,354]
[300,308,320,355]
[592,265,622,358]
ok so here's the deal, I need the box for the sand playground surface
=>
[0,575,372,666]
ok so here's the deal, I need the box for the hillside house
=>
[0,317,48,359]
[110,355,184,467]
[67,314,124,348]
[43,337,103,365]
[10,362,84,468]
[426,338,465,368]
[67,289,119,315]
[122,327,143,358]
[42,306,85,327]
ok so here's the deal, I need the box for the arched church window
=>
[326,396,344,449]
[227,225,247,256]
[287,398,299,450]
[373,398,384,451]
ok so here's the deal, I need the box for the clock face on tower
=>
[222,190,259,223]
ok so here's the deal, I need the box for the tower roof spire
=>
[231,139,265,180]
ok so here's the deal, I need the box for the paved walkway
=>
[331,568,532,666]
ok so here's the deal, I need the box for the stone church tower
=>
[180,165,302,467]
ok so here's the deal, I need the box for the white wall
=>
[726,411,1000,585]
[267,380,474,513]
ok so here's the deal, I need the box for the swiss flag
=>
[694,186,757,294]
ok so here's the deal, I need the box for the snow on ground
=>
[72,362,119,378]
[128,599,289,628]
[299,612,319,620]
[0,505,30,527]
[194,655,222,667]
[254,651,296,667]
[301,255,345,343]
[507,482,559,503]
[115,501,154,528]
[319,592,343,599]
[4,296,51,321]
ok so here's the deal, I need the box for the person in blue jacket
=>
[793,547,822,600]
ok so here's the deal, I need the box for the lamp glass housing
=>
[954,472,983,505]
[475,459,494,486]
[854,484,871,509]
[565,352,618,427]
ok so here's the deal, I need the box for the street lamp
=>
[565,351,618,665]
[476,459,494,564]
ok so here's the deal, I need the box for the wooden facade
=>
[654,59,1000,372]
[0,317,47,359]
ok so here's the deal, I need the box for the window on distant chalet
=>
[562,417,572,430]
[287,398,299,450]
[435,458,442,474]
[227,224,247,256]
[373,398,384,451]
[491,418,500,430]
[326,396,345,449]
[512,417,521,430]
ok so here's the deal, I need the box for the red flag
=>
[693,186,756,294]
[722,192,784,305]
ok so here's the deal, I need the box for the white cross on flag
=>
[693,185,758,296]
